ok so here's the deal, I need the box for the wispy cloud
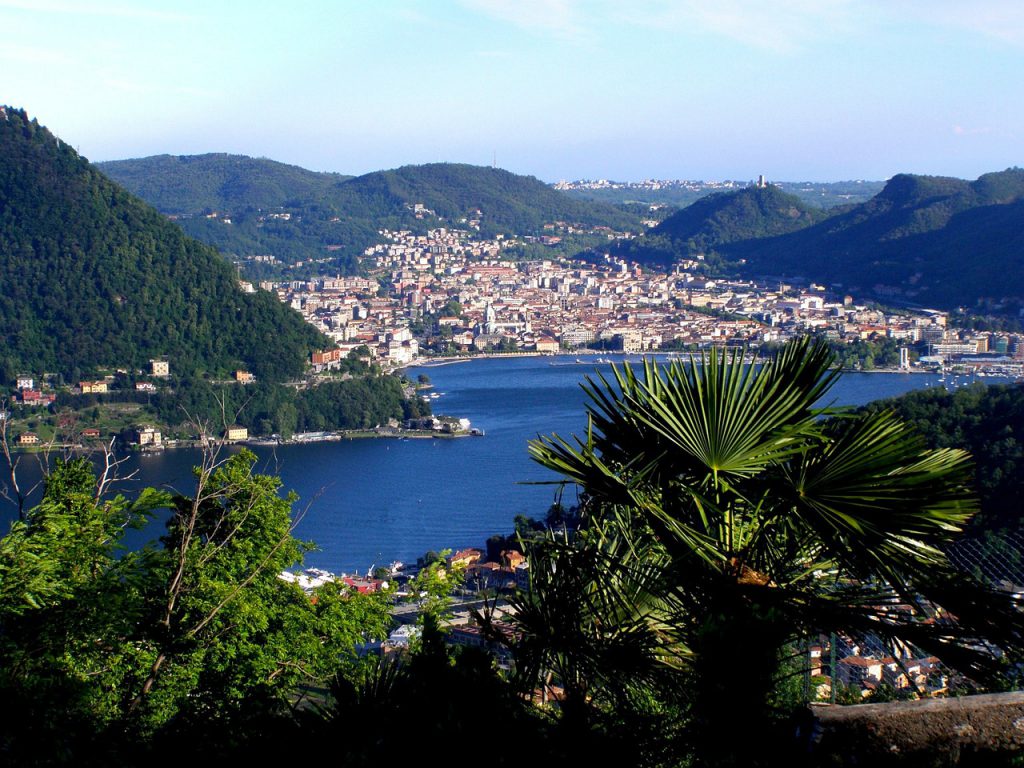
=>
[902,0,1024,46]
[458,0,594,43]
[459,0,1024,52]
[615,0,856,54]
[0,0,194,23]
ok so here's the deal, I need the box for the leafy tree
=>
[0,449,392,762]
[863,382,1024,537]
[497,521,689,767]
[405,550,465,632]
[525,339,1024,766]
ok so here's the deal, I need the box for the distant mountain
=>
[615,169,1024,311]
[334,163,639,235]
[732,169,1024,308]
[0,108,326,383]
[100,158,641,276]
[614,184,831,267]
[98,153,353,214]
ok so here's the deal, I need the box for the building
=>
[449,548,483,568]
[234,370,256,384]
[311,348,343,372]
[151,359,170,377]
[15,375,33,390]
[837,656,883,687]
[17,432,39,445]
[534,335,560,354]
[130,426,162,447]
[19,389,42,405]
[80,380,108,394]
[514,561,530,591]
[502,550,526,569]
[224,425,248,442]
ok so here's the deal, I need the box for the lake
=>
[0,357,989,573]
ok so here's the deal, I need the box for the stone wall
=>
[805,692,1024,766]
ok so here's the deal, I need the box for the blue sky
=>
[2,0,1022,181]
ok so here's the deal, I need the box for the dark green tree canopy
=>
[521,339,1024,766]
[0,108,327,382]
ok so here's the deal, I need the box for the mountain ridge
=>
[732,168,1024,307]
[613,184,831,267]
[98,153,353,214]
[100,156,642,274]
[617,168,1024,310]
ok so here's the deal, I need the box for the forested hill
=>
[99,157,641,275]
[615,169,1024,311]
[0,108,327,383]
[731,169,1024,309]
[334,163,639,235]
[613,184,831,267]
[98,153,353,214]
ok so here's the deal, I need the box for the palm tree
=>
[525,339,1023,766]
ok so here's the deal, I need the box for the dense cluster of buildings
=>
[264,226,1024,374]
[553,178,746,194]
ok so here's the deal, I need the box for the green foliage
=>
[323,633,555,766]
[828,336,909,370]
[731,169,1024,311]
[98,153,353,215]
[0,109,327,382]
[0,450,392,763]
[49,370,427,438]
[337,163,639,238]
[523,339,1024,766]
[614,185,830,267]
[405,550,465,630]
[863,382,1024,536]
[101,157,642,273]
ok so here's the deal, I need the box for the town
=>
[261,222,1024,376]
[8,209,1024,456]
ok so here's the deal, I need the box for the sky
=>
[2,0,1022,182]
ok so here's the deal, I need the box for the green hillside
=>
[613,169,1024,311]
[862,382,1024,544]
[100,157,641,275]
[0,108,327,383]
[614,184,830,267]
[733,169,1024,308]
[336,163,639,236]
[97,153,353,214]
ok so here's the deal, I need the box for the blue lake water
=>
[0,357,995,573]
